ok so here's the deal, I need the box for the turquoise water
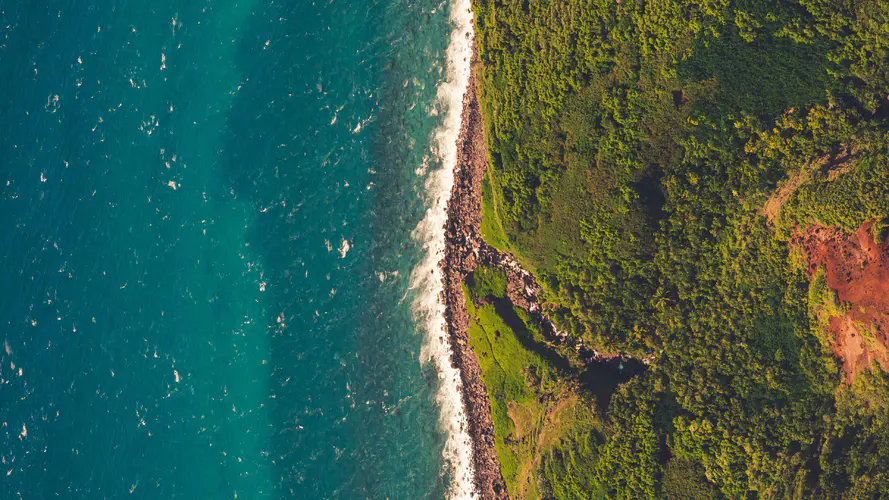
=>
[0,1,467,497]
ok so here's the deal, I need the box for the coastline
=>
[439,17,632,498]
[440,52,509,498]
[440,42,632,500]
[433,3,889,498]
[440,47,648,499]
[440,42,573,500]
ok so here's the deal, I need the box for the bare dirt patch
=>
[506,402,535,442]
[796,221,889,382]
[762,167,816,222]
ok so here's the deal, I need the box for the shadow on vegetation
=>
[490,297,574,375]
[634,171,666,226]
[484,291,647,414]
[678,24,833,118]
[579,355,647,412]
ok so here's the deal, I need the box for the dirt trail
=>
[761,146,859,222]
[797,221,889,381]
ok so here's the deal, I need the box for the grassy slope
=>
[472,0,889,497]
[465,267,601,498]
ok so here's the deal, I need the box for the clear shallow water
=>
[0,0,469,497]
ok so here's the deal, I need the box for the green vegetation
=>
[480,170,512,252]
[808,266,847,347]
[465,266,601,498]
[471,0,889,497]
[466,263,509,300]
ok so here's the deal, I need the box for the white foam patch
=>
[409,0,476,498]
[339,239,351,258]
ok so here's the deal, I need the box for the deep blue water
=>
[0,0,462,497]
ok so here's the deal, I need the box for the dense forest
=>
[470,0,889,497]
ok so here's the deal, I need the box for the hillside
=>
[469,0,889,497]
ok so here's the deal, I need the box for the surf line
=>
[409,0,476,498]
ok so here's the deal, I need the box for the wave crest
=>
[409,0,476,498]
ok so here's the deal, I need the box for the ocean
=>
[0,0,474,498]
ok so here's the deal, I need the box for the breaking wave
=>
[408,0,476,498]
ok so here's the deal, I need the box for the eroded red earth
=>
[796,221,889,382]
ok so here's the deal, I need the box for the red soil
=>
[797,221,889,382]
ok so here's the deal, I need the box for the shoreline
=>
[406,0,478,496]
[440,42,640,500]
[439,47,649,498]
[440,51,509,498]
[440,41,577,500]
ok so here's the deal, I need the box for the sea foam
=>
[409,0,476,498]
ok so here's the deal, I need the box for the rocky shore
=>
[440,45,597,500]
[440,54,509,498]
